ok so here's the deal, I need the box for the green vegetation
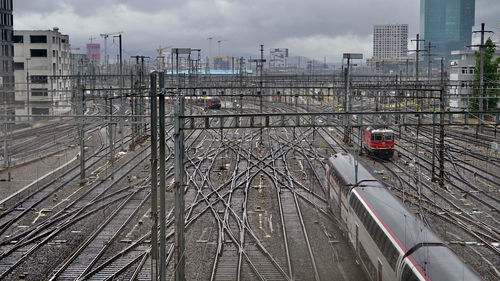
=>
[470,38,500,110]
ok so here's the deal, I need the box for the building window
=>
[32,108,49,115]
[30,35,47,44]
[13,35,23,43]
[31,75,48,84]
[14,62,24,70]
[31,88,48,96]
[30,49,47,57]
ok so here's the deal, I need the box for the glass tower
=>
[420,0,475,62]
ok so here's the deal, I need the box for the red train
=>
[362,127,395,159]
[166,96,221,109]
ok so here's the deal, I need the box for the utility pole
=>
[248,45,266,144]
[411,34,426,83]
[3,102,10,181]
[425,42,434,84]
[342,53,362,145]
[439,57,446,188]
[174,94,185,281]
[25,58,31,118]
[471,23,493,133]
[109,96,115,180]
[158,73,166,281]
[77,74,85,182]
[150,72,158,281]
[131,55,150,142]
[170,47,191,281]
[114,34,124,148]
[411,34,426,110]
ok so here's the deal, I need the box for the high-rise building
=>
[86,43,100,63]
[269,48,288,69]
[0,0,14,109]
[13,28,72,116]
[420,0,475,61]
[373,24,408,59]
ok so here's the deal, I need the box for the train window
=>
[373,134,382,141]
[351,195,362,217]
[374,225,385,245]
[380,236,398,269]
[384,134,393,141]
[401,265,419,281]
[365,215,376,235]
[387,245,399,269]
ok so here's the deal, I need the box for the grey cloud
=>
[13,0,500,61]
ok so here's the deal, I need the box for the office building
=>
[0,0,13,109]
[373,24,408,59]
[420,0,475,61]
[86,43,100,63]
[449,48,500,110]
[13,28,72,116]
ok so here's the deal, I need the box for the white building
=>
[449,48,500,110]
[269,48,288,69]
[13,28,71,116]
[373,24,408,60]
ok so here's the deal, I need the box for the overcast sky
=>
[13,0,500,63]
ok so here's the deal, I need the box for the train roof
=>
[328,153,379,186]
[412,246,481,281]
[329,153,480,281]
[364,127,393,134]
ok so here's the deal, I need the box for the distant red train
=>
[166,96,221,109]
[362,127,395,159]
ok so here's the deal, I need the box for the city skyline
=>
[12,0,500,62]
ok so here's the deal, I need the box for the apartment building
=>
[13,28,71,116]
[373,24,408,60]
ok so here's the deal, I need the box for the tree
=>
[470,38,500,110]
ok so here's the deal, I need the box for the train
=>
[165,96,221,109]
[327,153,481,281]
[362,127,395,159]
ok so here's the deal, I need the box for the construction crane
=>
[100,32,123,74]
[156,45,173,71]
[217,39,227,57]
[207,36,222,68]
[88,36,98,43]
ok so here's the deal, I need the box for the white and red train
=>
[327,153,481,281]
[362,127,395,159]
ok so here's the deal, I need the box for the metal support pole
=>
[439,58,446,188]
[343,58,351,144]
[3,102,8,169]
[431,97,436,181]
[478,23,485,133]
[78,75,85,182]
[159,73,166,281]
[415,34,420,83]
[119,34,124,148]
[26,58,30,118]
[174,95,185,281]
[109,97,115,180]
[439,89,445,188]
[150,72,159,281]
